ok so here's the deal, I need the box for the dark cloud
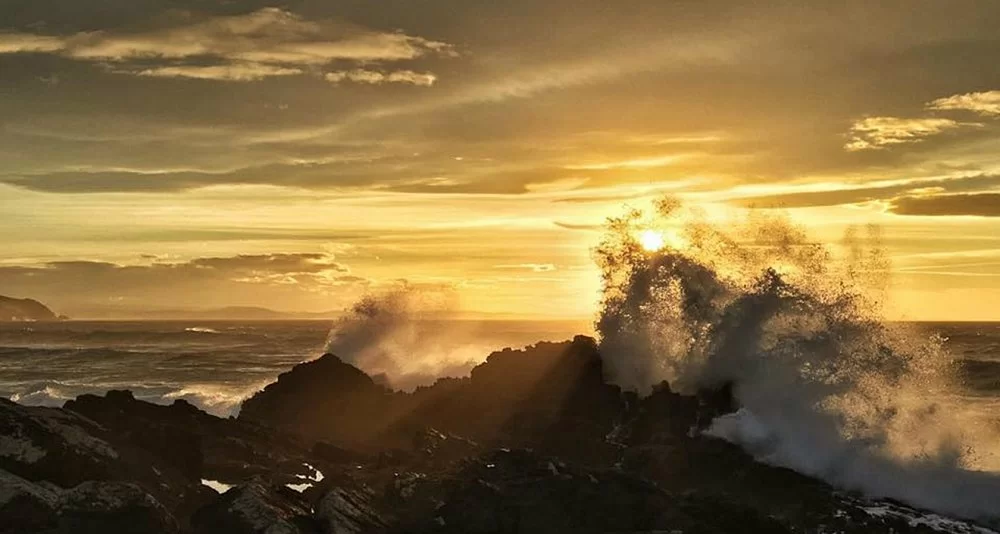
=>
[728,174,1000,209]
[890,193,1000,217]
[0,0,999,197]
[553,222,601,231]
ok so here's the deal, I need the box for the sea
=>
[0,319,591,417]
[1,320,997,417]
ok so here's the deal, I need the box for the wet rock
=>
[56,481,179,534]
[0,398,119,486]
[191,479,317,534]
[0,468,60,533]
[315,485,389,534]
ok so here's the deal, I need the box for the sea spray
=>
[594,197,1000,520]
[325,285,487,391]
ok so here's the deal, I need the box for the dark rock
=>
[315,485,389,534]
[411,428,479,466]
[0,398,122,486]
[5,334,997,534]
[239,354,397,449]
[394,448,794,534]
[0,469,60,533]
[55,481,180,534]
[191,479,318,534]
[239,337,626,458]
[312,442,372,467]
[65,389,316,488]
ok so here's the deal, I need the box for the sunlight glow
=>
[640,230,666,252]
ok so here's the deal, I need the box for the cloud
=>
[0,8,453,82]
[325,69,436,86]
[928,90,1000,117]
[728,174,1000,209]
[188,253,348,274]
[890,193,1000,217]
[0,33,65,54]
[130,63,303,81]
[844,117,973,151]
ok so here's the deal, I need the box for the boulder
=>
[191,479,317,534]
[0,398,120,486]
[239,354,397,448]
[315,485,389,534]
[55,481,179,534]
[0,468,60,533]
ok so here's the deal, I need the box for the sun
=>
[639,230,666,252]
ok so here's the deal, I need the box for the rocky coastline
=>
[1,336,995,533]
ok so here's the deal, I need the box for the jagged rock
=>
[239,337,626,457]
[191,479,318,534]
[315,485,389,534]
[0,468,60,533]
[4,335,997,534]
[1,395,218,525]
[65,391,206,479]
[411,428,479,466]
[394,448,794,534]
[56,481,179,534]
[65,389,316,488]
[0,398,120,486]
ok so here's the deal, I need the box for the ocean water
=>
[0,319,590,416]
[1,320,997,417]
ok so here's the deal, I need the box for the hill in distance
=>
[0,295,62,322]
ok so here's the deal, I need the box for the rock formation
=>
[2,337,997,533]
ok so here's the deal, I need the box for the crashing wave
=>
[594,197,1000,520]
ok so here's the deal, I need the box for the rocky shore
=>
[1,336,995,533]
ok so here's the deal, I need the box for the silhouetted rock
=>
[2,336,996,533]
[239,353,397,449]
[239,336,625,458]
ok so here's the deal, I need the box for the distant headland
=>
[0,295,64,322]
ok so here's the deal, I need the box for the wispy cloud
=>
[927,90,1000,117]
[325,69,437,86]
[844,117,971,151]
[890,192,1000,217]
[0,8,453,82]
[130,63,303,82]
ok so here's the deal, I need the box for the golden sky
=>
[1,1,999,320]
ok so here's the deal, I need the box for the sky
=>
[1,0,999,320]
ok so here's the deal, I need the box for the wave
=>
[184,327,222,334]
[325,286,493,391]
[5,380,262,417]
[594,197,1000,521]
